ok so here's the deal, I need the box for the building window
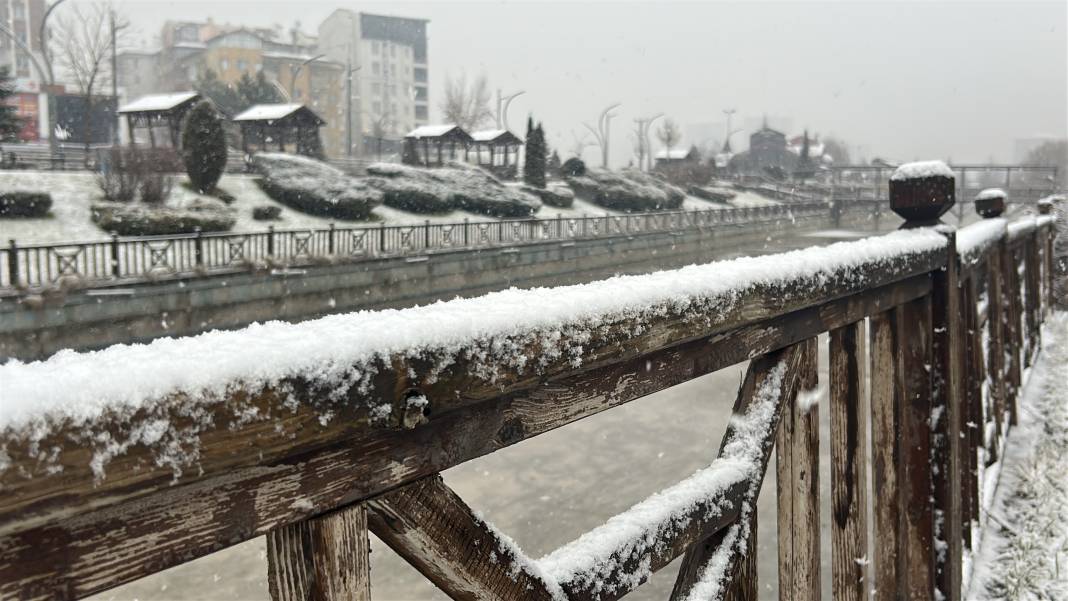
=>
[389,84,396,96]
[372,101,382,113]
[372,82,381,95]
[414,86,428,101]
[372,41,380,55]
[220,59,229,70]
[415,105,428,120]
[414,67,427,83]
[237,59,247,72]
[390,64,396,77]
[372,62,380,75]
[390,44,396,57]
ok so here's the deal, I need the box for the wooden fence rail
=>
[0,176,1058,600]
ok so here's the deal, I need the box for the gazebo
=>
[469,129,523,177]
[402,124,474,167]
[233,104,326,157]
[118,91,201,148]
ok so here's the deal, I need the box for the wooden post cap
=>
[975,188,1007,218]
[889,160,956,225]
[1037,195,1060,215]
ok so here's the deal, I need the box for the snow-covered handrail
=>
[0,214,1058,601]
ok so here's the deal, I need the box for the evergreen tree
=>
[548,149,562,179]
[194,70,243,117]
[523,117,547,188]
[237,72,283,108]
[0,67,23,141]
[182,101,228,193]
[795,129,815,180]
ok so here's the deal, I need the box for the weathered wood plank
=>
[365,474,557,601]
[829,321,870,601]
[0,249,946,539]
[898,296,936,600]
[774,337,821,601]
[931,230,963,601]
[870,308,905,601]
[670,510,759,601]
[985,244,1006,464]
[960,278,982,550]
[266,503,372,601]
[1004,242,1023,424]
[0,277,932,601]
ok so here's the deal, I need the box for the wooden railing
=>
[0,197,1057,600]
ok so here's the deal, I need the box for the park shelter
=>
[469,129,523,175]
[233,104,326,157]
[118,91,201,148]
[402,124,473,167]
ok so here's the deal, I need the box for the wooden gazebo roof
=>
[233,104,326,127]
[470,129,522,145]
[405,124,473,144]
[118,91,201,118]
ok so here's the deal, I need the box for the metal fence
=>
[2,202,827,292]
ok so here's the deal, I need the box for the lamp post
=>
[634,113,663,171]
[582,103,621,169]
[289,54,325,99]
[345,62,361,157]
[495,89,524,130]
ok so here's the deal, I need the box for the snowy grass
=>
[970,312,1068,600]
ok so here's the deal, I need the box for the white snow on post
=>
[974,188,1006,201]
[890,160,955,181]
[956,218,1007,265]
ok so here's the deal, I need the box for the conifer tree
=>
[182,101,228,193]
[0,67,21,141]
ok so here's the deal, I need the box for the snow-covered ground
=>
[0,171,780,246]
[968,311,1068,600]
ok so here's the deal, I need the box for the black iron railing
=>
[2,202,828,292]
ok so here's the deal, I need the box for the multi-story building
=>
[0,0,47,140]
[318,9,429,157]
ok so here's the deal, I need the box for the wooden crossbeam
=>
[669,340,812,601]
[366,475,558,601]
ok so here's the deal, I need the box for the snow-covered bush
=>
[0,191,52,217]
[96,147,179,204]
[252,205,282,220]
[521,183,574,208]
[365,161,541,218]
[566,168,686,212]
[251,152,382,221]
[562,157,586,177]
[687,184,736,204]
[91,200,236,235]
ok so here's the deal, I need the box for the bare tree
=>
[568,130,595,160]
[656,118,681,158]
[439,72,493,131]
[368,112,394,160]
[54,2,127,165]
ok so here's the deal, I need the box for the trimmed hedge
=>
[566,168,685,212]
[252,205,282,220]
[251,153,382,221]
[365,162,541,218]
[687,185,736,203]
[0,191,52,217]
[521,184,574,209]
[91,201,236,236]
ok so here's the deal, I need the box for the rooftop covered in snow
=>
[233,103,323,124]
[117,91,200,115]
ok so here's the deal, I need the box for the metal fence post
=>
[194,229,204,266]
[463,218,469,246]
[425,219,431,249]
[7,239,18,287]
[110,233,120,278]
[267,225,276,257]
[379,223,386,254]
[328,223,336,254]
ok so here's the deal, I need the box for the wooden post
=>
[267,503,372,601]
[6,239,18,287]
[829,321,869,601]
[110,234,120,278]
[931,229,963,601]
[776,337,820,601]
[985,243,1006,463]
[870,308,906,601]
[898,296,936,600]
[961,277,984,549]
[1024,235,1041,361]
[1002,241,1022,424]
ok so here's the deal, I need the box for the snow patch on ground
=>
[968,312,1068,599]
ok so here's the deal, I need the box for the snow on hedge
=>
[251,152,383,220]
[0,228,946,477]
[364,161,541,218]
[539,360,789,597]
[890,160,955,181]
[567,168,686,212]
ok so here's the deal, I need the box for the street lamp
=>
[289,54,325,99]
[345,64,361,157]
[634,113,663,171]
[40,0,68,153]
[582,102,621,169]
[499,90,524,131]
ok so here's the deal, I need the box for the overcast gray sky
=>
[115,0,1067,166]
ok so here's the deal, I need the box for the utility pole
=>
[722,108,736,150]
[110,9,118,145]
[634,113,663,171]
[39,0,68,153]
[345,45,360,157]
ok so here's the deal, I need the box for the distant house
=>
[654,145,701,168]
[728,121,797,178]
[402,124,474,167]
[234,103,326,157]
